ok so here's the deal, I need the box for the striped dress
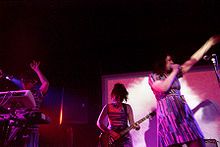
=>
[107,103,133,147]
[148,73,204,147]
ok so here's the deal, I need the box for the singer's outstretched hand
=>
[208,35,220,46]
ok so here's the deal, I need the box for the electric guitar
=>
[98,111,156,147]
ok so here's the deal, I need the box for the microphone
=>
[203,54,216,61]
[212,54,219,67]
[204,54,220,87]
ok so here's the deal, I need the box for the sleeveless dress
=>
[148,73,204,147]
[107,103,133,147]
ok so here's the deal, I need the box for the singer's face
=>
[165,55,174,71]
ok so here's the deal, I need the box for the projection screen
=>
[102,66,220,147]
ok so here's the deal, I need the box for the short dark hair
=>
[20,71,37,84]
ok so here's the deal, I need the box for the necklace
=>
[113,103,122,109]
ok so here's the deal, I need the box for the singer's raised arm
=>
[181,35,220,74]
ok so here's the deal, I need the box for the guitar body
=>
[98,132,130,147]
[97,111,156,147]
[98,133,111,147]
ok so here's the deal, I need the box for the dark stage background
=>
[0,0,220,146]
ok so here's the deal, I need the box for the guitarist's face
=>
[112,95,121,103]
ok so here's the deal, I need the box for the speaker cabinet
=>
[63,88,88,124]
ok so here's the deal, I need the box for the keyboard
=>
[24,111,51,124]
[0,90,36,109]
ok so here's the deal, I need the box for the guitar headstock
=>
[149,110,156,118]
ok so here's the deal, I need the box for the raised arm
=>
[30,60,49,95]
[181,35,220,73]
[150,64,180,92]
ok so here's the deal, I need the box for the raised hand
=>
[30,60,40,72]
[208,35,220,46]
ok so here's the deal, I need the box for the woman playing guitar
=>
[97,83,140,147]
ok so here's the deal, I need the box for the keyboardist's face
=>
[22,81,34,90]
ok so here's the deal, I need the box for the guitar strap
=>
[122,103,128,118]
[107,103,128,116]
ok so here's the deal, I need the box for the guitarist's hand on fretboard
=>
[133,123,140,130]
[98,111,156,146]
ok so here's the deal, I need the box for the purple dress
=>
[148,73,204,147]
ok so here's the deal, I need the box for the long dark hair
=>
[152,51,175,75]
[111,83,128,102]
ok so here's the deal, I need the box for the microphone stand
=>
[211,55,220,87]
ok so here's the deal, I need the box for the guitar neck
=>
[119,114,150,136]
[119,125,133,136]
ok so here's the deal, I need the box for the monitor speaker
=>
[205,139,218,147]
